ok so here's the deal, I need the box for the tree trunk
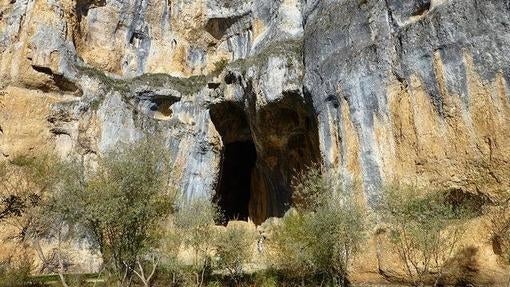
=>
[57,251,69,287]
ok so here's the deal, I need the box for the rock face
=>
[305,0,510,205]
[1,0,510,283]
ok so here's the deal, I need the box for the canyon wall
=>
[1,0,510,283]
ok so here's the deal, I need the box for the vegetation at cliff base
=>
[0,147,506,286]
[47,139,175,286]
[378,186,476,287]
[268,166,368,286]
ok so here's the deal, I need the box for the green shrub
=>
[291,164,339,212]
[378,185,473,286]
[64,273,88,287]
[205,280,221,287]
[0,257,45,287]
[0,154,58,222]
[174,198,221,286]
[229,39,303,74]
[270,166,367,286]
[214,224,256,284]
[211,59,229,76]
[253,270,278,287]
[47,138,175,285]
[77,65,208,96]
[157,221,184,286]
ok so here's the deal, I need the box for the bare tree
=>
[130,253,160,287]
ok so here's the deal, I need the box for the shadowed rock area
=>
[210,96,321,224]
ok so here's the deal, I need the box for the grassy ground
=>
[30,273,105,286]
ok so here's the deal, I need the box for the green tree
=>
[0,253,41,287]
[174,198,220,287]
[0,154,62,275]
[0,154,57,223]
[48,139,175,285]
[158,222,185,286]
[378,186,472,287]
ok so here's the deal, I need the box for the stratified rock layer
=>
[1,0,510,283]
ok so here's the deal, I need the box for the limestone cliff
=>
[1,0,510,283]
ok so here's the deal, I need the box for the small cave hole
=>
[208,82,221,89]
[150,99,173,120]
[224,72,237,84]
[204,16,242,40]
[411,1,431,17]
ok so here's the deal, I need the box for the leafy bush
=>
[253,270,278,287]
[0,256,45,287]
[378,185,473,286]
[291,165,331,212]
[269,166,367,286]
[0,154,62,284]
[157,221,184,286]
[0,154,58,222]
[174,198,221,286]
[211,59,229,76]
[214,223,256,284]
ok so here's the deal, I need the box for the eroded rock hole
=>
[149,99,173,120]
[411,1,431,16]
[31,65,81,94]
[205,16,244,40]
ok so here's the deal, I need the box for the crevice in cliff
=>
[75,0,106,17]
[411,1,431,17]
[31,65,82,95]
[248,91,321,224]
[73,0,107,50]
[136,92,180,121]
[205,15,245,40]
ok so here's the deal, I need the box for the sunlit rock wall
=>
[1,0,510,282]
[304,0,510,204]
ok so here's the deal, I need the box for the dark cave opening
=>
[210,94,321,225]
[210,102,254,224]
[215,141,257,222]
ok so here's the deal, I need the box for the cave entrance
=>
[210,102,255,224]
[210,94,321,225]
[216,141,256,221]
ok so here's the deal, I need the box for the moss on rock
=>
[229,39,304,73]
[77,65,207,96]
